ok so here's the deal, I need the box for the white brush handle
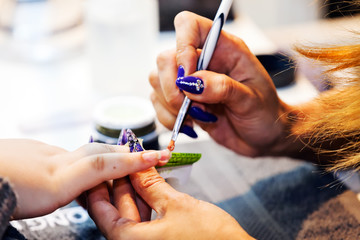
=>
[170,0,233,143]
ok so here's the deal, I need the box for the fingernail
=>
[117,128,127,145]
[176,76,204,94]
[159,149,172,164]
[142,150,171,162]
[134,142,144,152]
[188,106,217,123]
[177,65,185,78]
[126,129,144,152]
[180,125,198,138]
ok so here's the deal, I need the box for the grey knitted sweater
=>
[0,177,105,240]
[0,178,18,239]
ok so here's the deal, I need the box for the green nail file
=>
[157,152,201,168]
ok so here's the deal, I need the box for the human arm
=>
[87,166,255,240]
[0,138,170,219]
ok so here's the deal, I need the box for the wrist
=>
[266,102,309,158]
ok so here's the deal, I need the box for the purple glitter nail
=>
[126,129,144,152]
[117,128,128,145]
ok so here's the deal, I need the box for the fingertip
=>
[142,149,171,164]
[164,149,172,160]
[141,151,159,164]
[157,149,172,166]
[157,160,169,167]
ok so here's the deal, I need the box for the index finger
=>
[174,11,213,75]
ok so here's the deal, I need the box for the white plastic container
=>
[91,96,159,150]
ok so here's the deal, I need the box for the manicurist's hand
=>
[150,11,298,157]
[87,166,255,240]
[0,139,170,219]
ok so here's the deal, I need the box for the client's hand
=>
[0,139,170,219]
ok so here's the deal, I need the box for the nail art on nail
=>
[126,129,144,152]
[117,128,128,145]
[188,106,218,123]
[179,125,198,138]
[176,76,204,94]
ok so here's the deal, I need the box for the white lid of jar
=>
[92,96,156,130]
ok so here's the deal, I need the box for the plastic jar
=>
[91,96,159,150]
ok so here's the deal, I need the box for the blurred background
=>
[0,0,359,150]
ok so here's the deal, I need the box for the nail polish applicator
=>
[168,0,234,151]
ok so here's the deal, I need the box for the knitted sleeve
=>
[0,177,17,238]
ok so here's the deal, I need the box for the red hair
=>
[293,42,360,172]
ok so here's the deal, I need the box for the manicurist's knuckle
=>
[149,92,157,104]
[156,50,171,68]
[174,11,192,27]
[165,91,180,107]
[175,44,195,61]
[220,75,234,102]
[156,52,165,66]
[148,71,159,88]
[136,171,165,190]
[158,115,173,130]
[140,175,165,190]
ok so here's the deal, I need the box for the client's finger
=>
[57,149,171,204]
